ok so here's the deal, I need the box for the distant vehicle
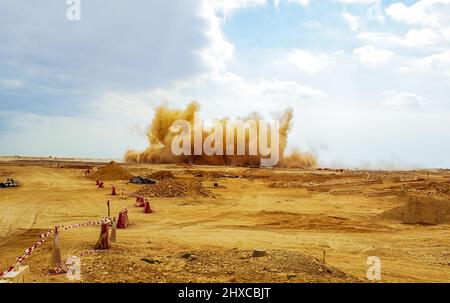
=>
[0,178,21,188]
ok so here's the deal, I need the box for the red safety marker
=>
[144,199,153,214]
[117,209,129,229]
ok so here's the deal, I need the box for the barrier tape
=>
[1,210,125,277]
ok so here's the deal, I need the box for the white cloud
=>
[197,2,235,73]
[382,91,428,109]
[339,0,376,4]
[286,50,334,73]
[287,0,309,6]
[273,0,281,10]
[342,12,360,31]
[358,28,441,48]
[386,0,450,27]
[211,0,267,17]
[412,51,450,76]
[353,45,393,66]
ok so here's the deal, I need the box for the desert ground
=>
[0,156,449,283]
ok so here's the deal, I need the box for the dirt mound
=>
[133,179,213,198]
[377,197,450,225]
[75,247,359,283]
[88,161,133,181]
[147,170,174,180]
[134,179,187,197]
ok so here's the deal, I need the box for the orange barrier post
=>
[144,199,153,214]
[94,222,111,250]
[116,209,129,229]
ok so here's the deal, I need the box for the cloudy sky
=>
[0,0,449,168]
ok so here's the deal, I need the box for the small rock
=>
[180,252,193,259]
[102,272,109,275]
[252,249,267,257]
[286,274,296,280]
[141,258,161,264]
[188,255,198,261]
[238,253,250,259]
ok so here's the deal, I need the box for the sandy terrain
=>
[0,157,449,283]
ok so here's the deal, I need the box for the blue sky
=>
[0,0,450,168]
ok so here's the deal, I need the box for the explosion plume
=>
[124,102,316,168]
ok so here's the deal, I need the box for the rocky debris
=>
[134,179,188,198]
[133,179,214,198]
[32,245,359,283]
[129,176,157,185]
[190,181,214,197]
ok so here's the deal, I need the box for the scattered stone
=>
[188,255,198,261]
[140,258,161,264]
[180,252,194,259]
[135,179,188,197]
[252,249,267,257]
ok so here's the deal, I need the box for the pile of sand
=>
[88,161,133,181]
[134,179,213,198]
[147,170,174,180]
[377,197,450,225]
